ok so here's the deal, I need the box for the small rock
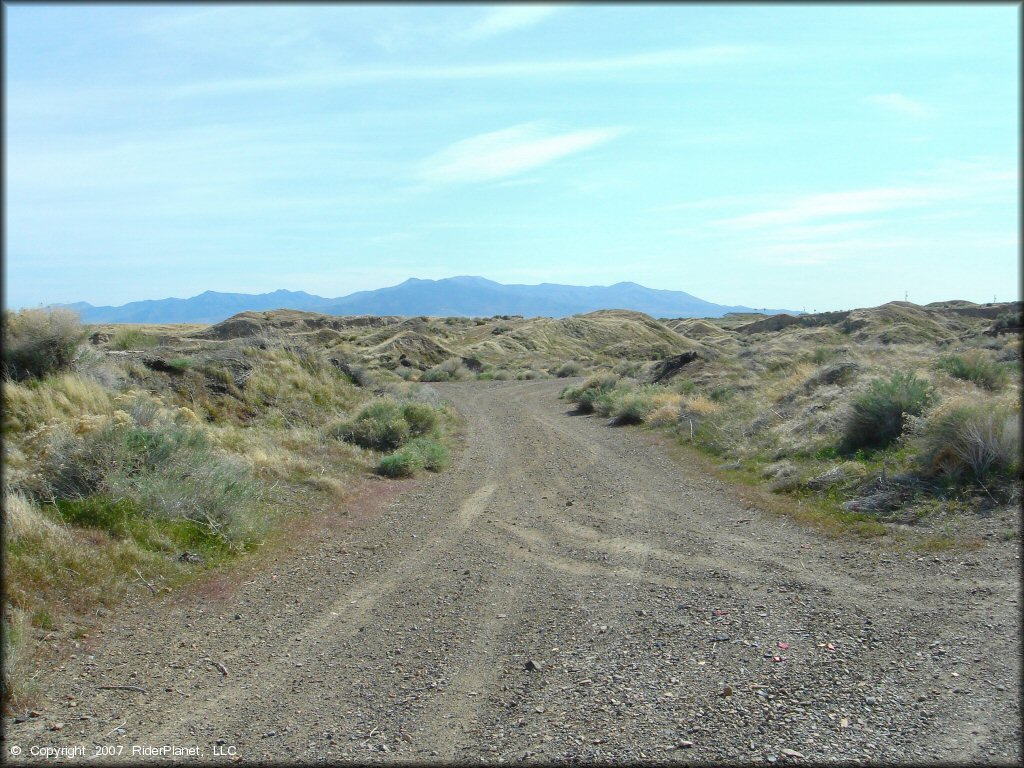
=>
[524,659,541,672]
[865,696,877,705]
[781,748,805,759]
[677,741,693,749]
[51,723,65,731]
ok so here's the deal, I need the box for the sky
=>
[4,3,1020,312]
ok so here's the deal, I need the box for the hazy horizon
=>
[6,5,1019,311]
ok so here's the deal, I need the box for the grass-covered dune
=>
[561,304,1021,542]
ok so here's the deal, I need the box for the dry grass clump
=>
[555,361,584,378]
[646,402,682,427]
[3,490,70,543]
[2,308,85,381]
[910,397,1020,484]
[608,387,658,425]
[681,394,722,416]
[421,357,472,382]
[2,373,114,435]
[110,327,158,350]
[241,348,360,427]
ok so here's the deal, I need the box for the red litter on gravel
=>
[772,655,785,663]
[777,642,790,650]
[712,609,729,617]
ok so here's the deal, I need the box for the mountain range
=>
[56,277,797,324]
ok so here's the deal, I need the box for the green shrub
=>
[401,402,438,436]
[332,400,411,452]
[841,372,936,452]
[912,401,1020,483]
[517,369,547,380]
[611,390,656,425]
[592,388,623,417]
[561,374,619,414]
[36,421,262,543]
[376,437,449,477]
[612,360,643,377]
[674,379,698,395]
[421,358,470,382]
[809,346,839,365]
[936,351,1008,391]
[332,399,445,452]
[406,436,450,471]
[2,308,85,381]
[556,361,583,378]
[110,328,157,350]
[709,385,735,403]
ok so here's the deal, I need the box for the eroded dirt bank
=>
[6,380,1020,764]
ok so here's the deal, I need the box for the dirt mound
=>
[364,331,454,369]
[664,318,733,340]
[736,310,851,335]
[193,310,403,341]
[841,302,963,344]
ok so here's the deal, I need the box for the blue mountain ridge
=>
[53,277,797,324]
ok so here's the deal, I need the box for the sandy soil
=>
[5,380,1020,764]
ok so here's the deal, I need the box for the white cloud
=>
[170,46,753,97]
[460,5,562,40]
[416,123,626,184]
[713,186,954,229]
[865,92,934,119]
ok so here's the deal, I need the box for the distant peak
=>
[444,276,495,285]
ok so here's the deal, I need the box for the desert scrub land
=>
[1,308,457,708]
[562,301,1022,544]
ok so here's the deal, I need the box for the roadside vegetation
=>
[1,308,456,709]
[561,315,1021,543]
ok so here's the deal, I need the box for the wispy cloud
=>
[460,5,562,40]
[416,123,626,184]
[865,92,934,119]
[170,45,753,97]
[713,185,954,229]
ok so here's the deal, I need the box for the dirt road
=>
[6,380,1021,764]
